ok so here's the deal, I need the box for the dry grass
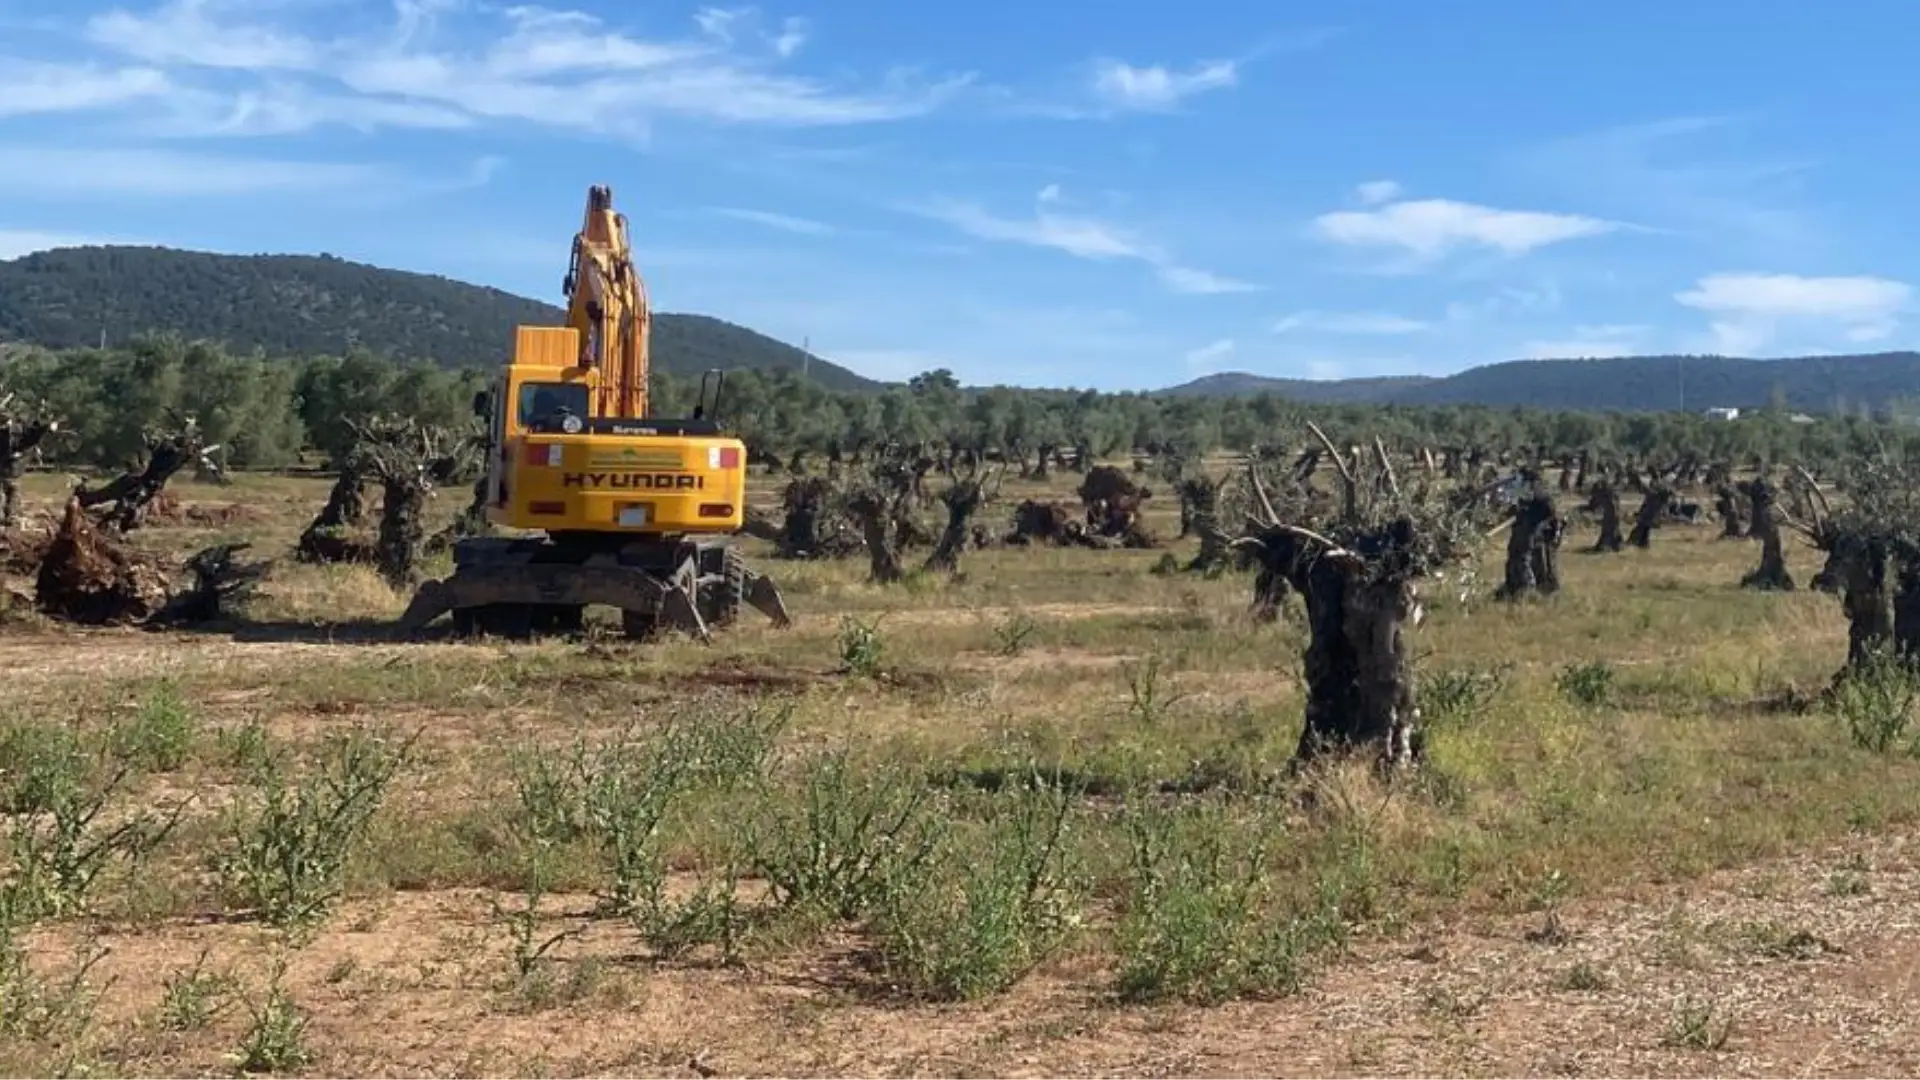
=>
[4,465,1920,1077]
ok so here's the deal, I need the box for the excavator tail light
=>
[718,447,742,469]
[523,442,563,467]
[699,503,735,518]
[529,500,566,516]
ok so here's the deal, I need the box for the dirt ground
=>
[5,470,1920,1077]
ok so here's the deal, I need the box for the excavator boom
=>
[565,184,650,420]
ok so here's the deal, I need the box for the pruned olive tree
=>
[0,393,61,529]
[1737,475,1793,591]
[1228,430,1498,772]
[1494,481,1563,601]
[349,415,473,589]
[1785,459,1920,681]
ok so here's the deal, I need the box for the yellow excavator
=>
[396,184,792,640]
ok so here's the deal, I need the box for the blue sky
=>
[1,0,1916,390]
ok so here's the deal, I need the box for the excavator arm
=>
[563,184,651,420]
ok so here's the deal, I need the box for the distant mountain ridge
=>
[5,244,1918,412]
[0,245,881,392]
[1162,353,1920,413]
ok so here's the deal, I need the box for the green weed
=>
[875,769,1085,1001]
[1113,801,1337,1004]
[1829,650,1920,753]
[215,726,416,930]
[747,750,943,921]
[1555,660,1615,707]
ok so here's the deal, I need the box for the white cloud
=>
[0,61,171,118]
[771,17,808,58]
[1183,338,1235,369]
[1273,309,1430,335]
[709,206,836,236]
[1675,272,1913,354]
[58,0,967,137]
[914,199,1146,260]
[86,0,323,71]
[0,147,380,196]
[1354,180,1401,206]
[1037,183,1062,203]
[1312,197,1617,260]
[1089,58,1236,111]
[154,83,475,136]
[911,198,1252,295]
[1158,265,1259,294]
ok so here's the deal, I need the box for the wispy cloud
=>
[913,198,1145,260]
[1158,265,1259,295]
[1273,309,1431,334]
[0,60,170,118]
[49,0,969,139]
[1675,271,1912,354]
[1353,180,1401,207]
[1312,196,1618,262]
[909,197,1256,294]
[709,206,837,236]
[0,146,381,197]
[1089,58,1237,112]
[1183,338,1236,369]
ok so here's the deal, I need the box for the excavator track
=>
[394,535,791,642]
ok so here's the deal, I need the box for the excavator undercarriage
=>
[396,534,791,642]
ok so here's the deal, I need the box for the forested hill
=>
[0,245,881,392]
[1163,352,1920,413]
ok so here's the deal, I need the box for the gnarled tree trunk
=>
[1233,524,1424,771]
[847,492,903,584]
[923,470,996,574]
[1588,482,1624,553]
[1628,485,1673,548]
[1738,478,1793,590]
[1715,485,1746,539]
[1496,493,1563,600]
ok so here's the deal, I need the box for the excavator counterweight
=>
[393,184,791,641]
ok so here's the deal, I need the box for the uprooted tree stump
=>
[1738,477,1794,591]
[152,542,273,626]
[1495,489,1563,600]
[35,497,170,625]
[1078,465,1157,548]
[1006,499,1074,545]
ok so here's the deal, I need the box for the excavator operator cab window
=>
[519,381,590,433]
